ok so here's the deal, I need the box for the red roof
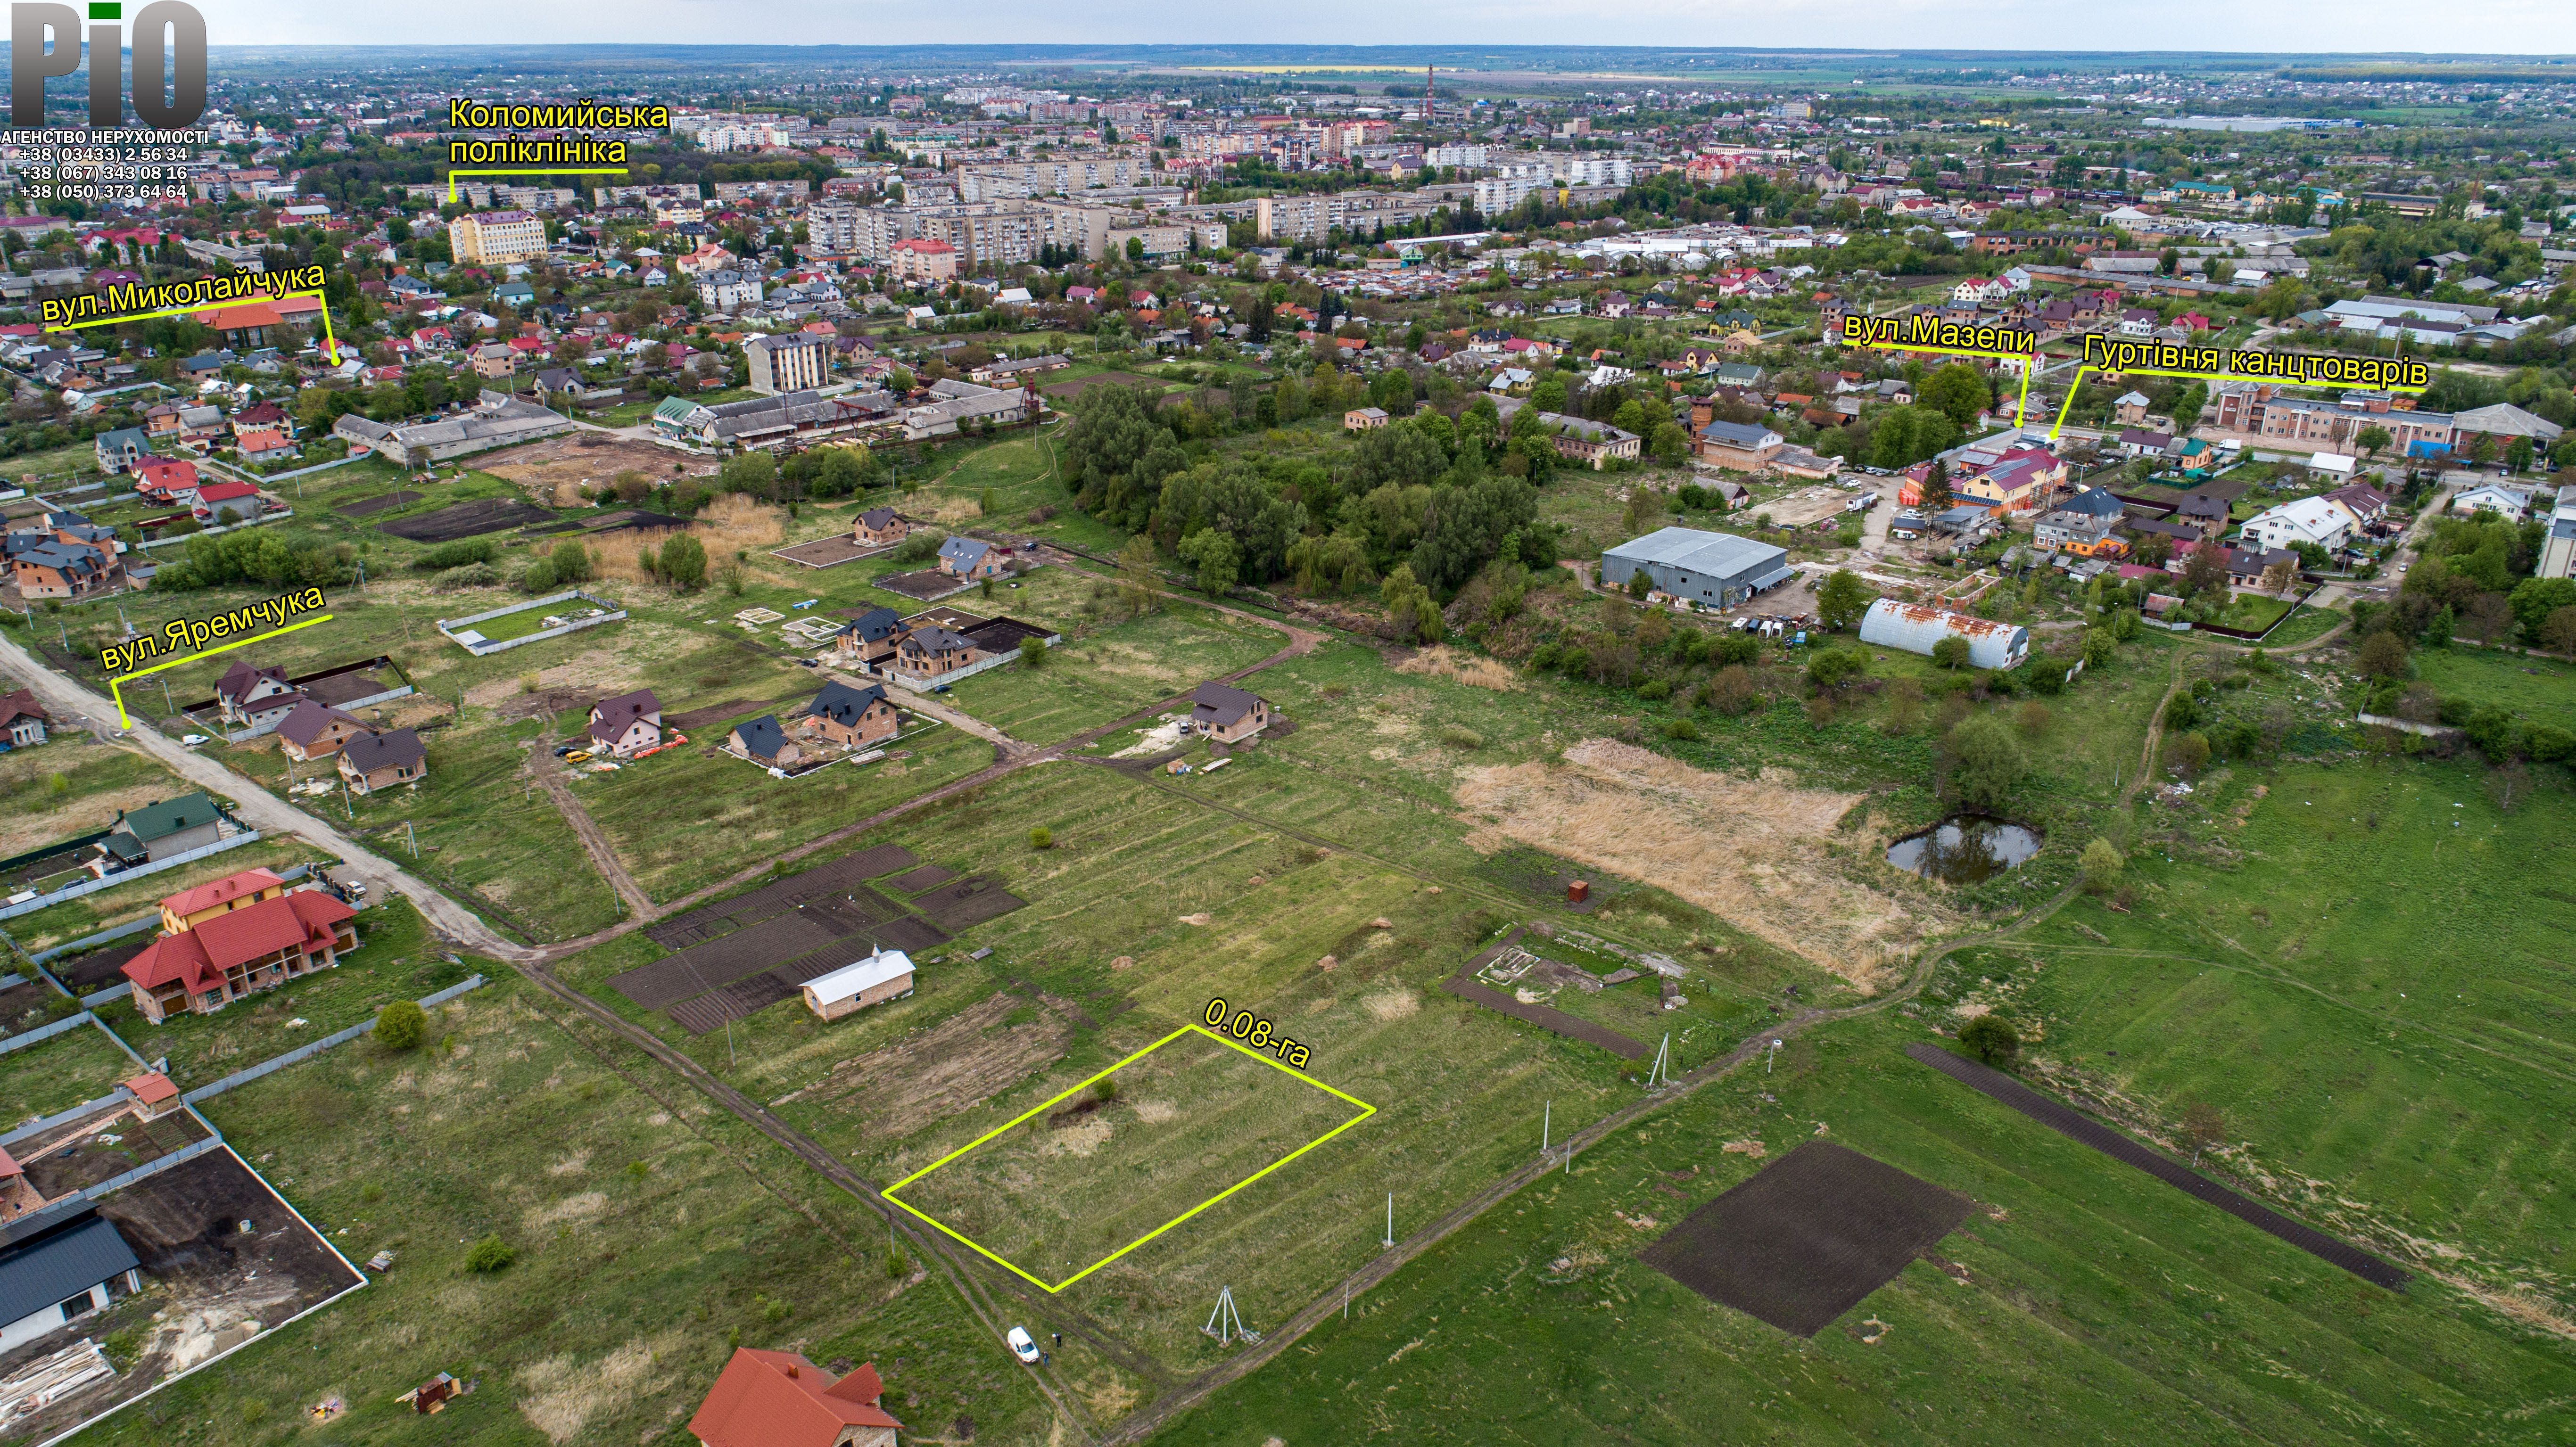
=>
[160,867,286,920]
[195,301,284,330]
[196,480,259,502]
[133,459,200,492]
[235,430,292,453]
[688,1350,898,1447]
[122,891,354,995]
[121,1072,177,1105]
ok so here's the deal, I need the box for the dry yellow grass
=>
[1454,738,1927,988]
[515,1332,683,1443]
[1395,645,1520,691]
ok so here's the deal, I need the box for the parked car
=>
[1006,1326,1041,1363]
[180,734,209,746]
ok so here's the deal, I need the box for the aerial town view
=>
[1,8,2575,1445]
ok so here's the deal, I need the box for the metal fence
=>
[180,975,488,1105]
[79,1135,224,1201]
[0,1090,134,1149]
[435,590,628,658]
[0,831,265,921]
[0,1012,94,1057]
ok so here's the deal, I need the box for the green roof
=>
[652,396,700,423]
[117,791,217,843]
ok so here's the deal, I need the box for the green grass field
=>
[0,740,187,880]
[2410,646,2576,732]
[74,975,1066,1447]
[0,1022,140,1126]
[2,838,308,955]
[947,595,1288,744]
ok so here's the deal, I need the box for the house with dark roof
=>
[1693,419,1785,471]
[215,660,296,726]
[339,728,427,793]
[586,689,663,756]
[93,426,153,474]
[122,886,358,1022]
[850,506,908,549]
[1189,682,1270,743]
[936,535,1012,580]
[687,1348,900,1447]
[831,607,906,670]
[0,1211,142,1354]
[275,700,370,763]
[802,680,898,749]
[106,792,223,866]
[9,538,121,600]
[0,689,44,751]
[892,625,981,680]
[726,715,802,769]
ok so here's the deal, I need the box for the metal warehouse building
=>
[1858,599,2031,670]
[1599,527,1795,609]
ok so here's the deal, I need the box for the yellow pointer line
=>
[48,287,344,365]
[107,614,334,729]
[446,167,628,202]
[883,1022,1377,1294]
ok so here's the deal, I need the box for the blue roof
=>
[939,535,990,567]
[0,1214,137,1326]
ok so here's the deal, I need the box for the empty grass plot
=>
[1639,1140,1973,1337]
[885,1023,1373,1292]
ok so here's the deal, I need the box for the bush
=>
[2080,837,2123,894]
[1957,1014,2021,1068]
[1635,678,1672,701]
[1019,635,1048,668]
[410,538,495,571]
[432,562,501,590]
[891,529,948,565]
[373,999,427,1050]
[1437,724,1485,749]
[464,1234,516,1273]
[1931,636,1970,669]
[1805,649,1864,691]
[656,533,709,591]
[1029,826,1053,849]
[516,556,560,593]
[1661,716,1701,741]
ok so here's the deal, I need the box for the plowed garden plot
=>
[1638,1140,1972,1337]
[890,864,958,893]
[49,937,150,993]
[378,497,557,541]
[873,568,970,601]
[641,843,919,950]
[914,876,1027,931]
[332,490,422,517]
[1041,371,1156,399]
[886,1024,1372,1290]
[773,534,883,568]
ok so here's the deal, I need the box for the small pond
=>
[1884,817,2042,884]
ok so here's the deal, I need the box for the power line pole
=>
[1382,1192,1394,1249]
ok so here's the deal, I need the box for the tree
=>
[1529,372,1569,413]
[657,533,708,591]
[1816,570,1873,632]
[1019,635,1049,668]
[2181,1100,2226,1167]
[2180,543,2229,599]
[2355,629,2410,679]
[1941,715,2027,810]
[1931,636,1970,670]
[1116,535,1160,614]
[374,999,427,1050]
[1918,459,1952,512]
[1176,528,1239,597]
[2080,837,2124,894]
[1917,361,1991,431]
[2509,577,2576,645]
[2166,731,2212,778]
[1957,1014,2021,1068]
[1806,648,1865,691]
[2543,605,2576,658]
[2355,424,2391,460]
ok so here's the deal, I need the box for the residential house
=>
[192,481,265,523]
[893,626,981,679]
[94,426,153,473]
[1952,447,2065,513]
[0,1211,143,1354]
[274,701,370,762]
[131,458,200,502]
[686,1348,900,1447]
[802,680,900,749]
[1344,407,1389,432]
[586,690,664,757]
[2452,482,2541,521]
[831,606,907,671]
[338,728,428,793]
[1693,419,1785,471]
[0,689,45,750]
[0,1149,47,1222]
[851,507,908,549]
[937,535,1013,580]
[471,342,520,379]
[2321,483,2393,530]
[105,793,223,867]
[2116,427,2172,458]
[215,660,297,727]
[121,887,359,1023]
[157,867,291,934]
[1189,682,1270,743]
[2241,494,2354,552]
[2031,506,2129,558]
[8,539,121,600]
[2217,543,2301,590]
[799,948,915,1021]
[725,715,803,769]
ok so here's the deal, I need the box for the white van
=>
[1007,1326,1041,1363]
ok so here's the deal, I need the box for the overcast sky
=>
[202,1,2576,61]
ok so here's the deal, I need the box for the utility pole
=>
[1541,1100,1550,1157]
[1382,1192,1394,1249]
[1768,1038,1783,1073]
[405,820,417,858]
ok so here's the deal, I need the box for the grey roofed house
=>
[807,679,889,729]
[939,535,991,572]
[216,659,290,706]
[1597,526,1793,608]
[2452,402,2565,441]
[1190,682,1262,732]
[274,699,363,748]
[376,392,573,462]
[0,1212,139,1348]
[835,605,903,643]
[901,625,977,657]
[341,727,426,775]
[856,506,900,533]
[730,714,789,761]
[2056,486,2128,519]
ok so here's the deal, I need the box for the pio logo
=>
[10,2,206,127]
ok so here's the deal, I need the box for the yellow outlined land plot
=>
[2047,359,2430,441]
[47,288,348,365]
[883,1023,1377,1294]
[104,615,335,729]
[446,168,627,202]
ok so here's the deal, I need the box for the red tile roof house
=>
[688,1349,899,1447]
[232,430,299,466]
[121,887,359,1023]
[191,480,266,523]
[274,700,370,763]
[586,689,663,757]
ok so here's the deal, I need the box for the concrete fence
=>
[0,1090,134,1149]
[180,974,488,1105]
[435,589,627,657]
[2356,712,2465,739]
[79,1135,224,1201]
[0,831,264,921]
[0,1012,94,1057]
